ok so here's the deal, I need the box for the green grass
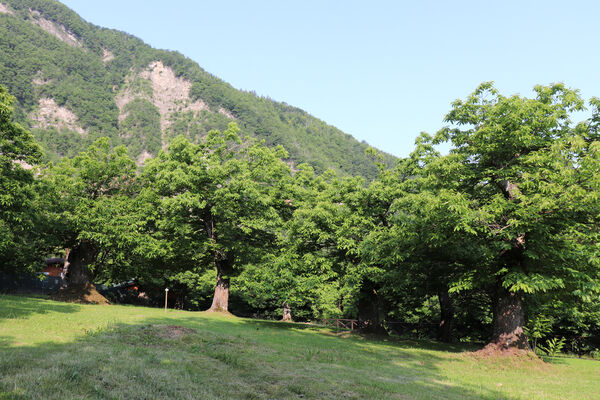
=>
[0,295,598,399]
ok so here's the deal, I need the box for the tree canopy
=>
[2,81,599,355]
[141,123,293,312]
[0,84,43,272]
[428,83,600,348]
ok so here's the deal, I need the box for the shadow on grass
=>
[540,355,568,365]
[0,293,80,322]
[200,316,480,353]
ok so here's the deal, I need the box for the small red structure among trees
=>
[42,257,65,278]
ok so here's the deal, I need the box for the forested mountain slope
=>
[0,0,395,177]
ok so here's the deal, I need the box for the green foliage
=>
[165,110,232,144]
[31,127,85,161]
[39,137,140,280]
[425,83,600,341]
[168,269,216,310]
[0,84,44,272]
[1,11,599,351]
[347,83,600,345]
[140,123,293,307]
[119,98,161,156]
[0,6,118,136]
[538,337,566,358]
[524,316,553,354]
[190,80,396,177]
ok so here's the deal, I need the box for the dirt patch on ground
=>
[30,98,86,134]
[152,324,196,339]
[472,343,549,366]
[115,84,139,111]
[29,11,82,48]
[50,283,110,305]
[467,343,550,370]
[205,309,235,317]
[472,343,530,358]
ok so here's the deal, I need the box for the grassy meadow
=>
[0,295,598,399]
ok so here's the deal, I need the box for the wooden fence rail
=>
[320,319,439,333]
[322,318,358,331]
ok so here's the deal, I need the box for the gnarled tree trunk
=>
[490,285,527,349]
[281,302,293,322]
[207,255,233,312]
[488,231,528,350]
[486,179,529,351]
[358,284,386,334]
[437,286,454,343]
[53,242,109,304]
[64,241,94,287]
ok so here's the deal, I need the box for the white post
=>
[164,288,169,313]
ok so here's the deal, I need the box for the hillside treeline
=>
[0,0,395,178]
[1,83,599,354]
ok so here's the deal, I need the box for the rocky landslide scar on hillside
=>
[30,98,86,135]
[116,61,215,133]
[28,9,82,48]
[0,2,13,14]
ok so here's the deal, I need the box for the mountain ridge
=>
[0,0,396,177]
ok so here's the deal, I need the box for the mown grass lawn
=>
[0,295,598,399]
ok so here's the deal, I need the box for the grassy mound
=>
[0,295,598,399]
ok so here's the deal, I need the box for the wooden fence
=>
[322,318,358,331]
[320,319,438,334]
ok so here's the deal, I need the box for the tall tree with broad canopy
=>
[40,138,138,288]
[0,85,43,272]
[240,166,378,322]
[361,136,490,342]
[142,123,292,312]
[429,82,600,350]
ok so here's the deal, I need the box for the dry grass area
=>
[0,295,598,399]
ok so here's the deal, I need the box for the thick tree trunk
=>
[53,242,109,304]
[208,268,230,312]
[358,285,386,333]
[207,256,233,312]
[60,248,70,286]
[281,302,293,322]
[64,242,94,287]
[437,286,454,343]
[490,285,527,349]
[483,178,529,351]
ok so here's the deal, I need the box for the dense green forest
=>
[2,79,599,355]
[0,0,395,177]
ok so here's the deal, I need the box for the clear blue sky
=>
[62,0,600,158]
